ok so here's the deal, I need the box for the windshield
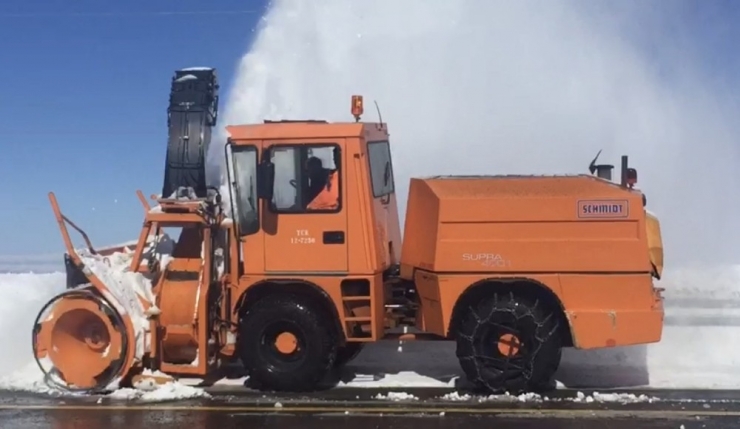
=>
[367,141,395,198]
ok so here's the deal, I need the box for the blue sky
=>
[1,0,739,272]
[0,0,269,267]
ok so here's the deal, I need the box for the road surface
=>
[1,387,739,429]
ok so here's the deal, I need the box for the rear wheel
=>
[455,291,562,394]
[238,293,338,391]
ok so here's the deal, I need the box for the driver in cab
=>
[305,156,338,211]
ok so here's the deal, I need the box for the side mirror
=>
[257,160,275,201]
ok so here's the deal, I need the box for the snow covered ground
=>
[0,264,738,403]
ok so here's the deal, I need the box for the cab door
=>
[262,141,348,274]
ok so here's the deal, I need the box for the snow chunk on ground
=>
[479,392,544,403]
[106,382,210,402]
[374,391,419,401]
[439,390,658,404]
[574,391,659,404]
[440,391,472,401]
[440,391,544,403]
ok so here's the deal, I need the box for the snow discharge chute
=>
[162,67,219,199]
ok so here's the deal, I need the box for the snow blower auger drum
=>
[32,288,136,393]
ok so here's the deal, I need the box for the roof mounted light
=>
[621,155,638,188]
[351,95,364,122]
[626,168,638,187]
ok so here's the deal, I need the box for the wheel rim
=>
[474,313,538,384]
[259,321,306,370]
[274,332,298,354]
[497,333,521,357]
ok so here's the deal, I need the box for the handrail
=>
[48,192,97,256]
[136,189,152,212]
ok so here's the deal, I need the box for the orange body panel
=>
[400,175,663,348]
[401,175,650,274]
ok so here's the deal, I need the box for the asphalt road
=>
[2,409,738,429]
[1,388,739,429]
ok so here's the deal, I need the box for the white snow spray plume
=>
[6,1,739,397]
[211,0,740,268]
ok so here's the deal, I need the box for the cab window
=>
[268,144,341,213]
[229,145,259,235]
[367,141,395,197]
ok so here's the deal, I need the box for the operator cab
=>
[224,95,402,276]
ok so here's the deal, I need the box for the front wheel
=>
[238,293,338,392]
[455,291,562,394]
[334,342,365,368]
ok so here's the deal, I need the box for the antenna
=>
[588,149,602,175]
[588,149,615,181]
[374,100,384,130]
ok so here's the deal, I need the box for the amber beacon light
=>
[351,95,363,121]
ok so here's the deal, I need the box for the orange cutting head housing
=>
[33,288,137,392]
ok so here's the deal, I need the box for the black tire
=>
[333,342,365,368]
[238,293,338,392]
[455,291,562,394]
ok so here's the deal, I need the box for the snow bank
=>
[661,264,740,300]
[0,272,65,384]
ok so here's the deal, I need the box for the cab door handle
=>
[323,231,345,244]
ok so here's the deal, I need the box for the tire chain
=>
[457,291,560,393]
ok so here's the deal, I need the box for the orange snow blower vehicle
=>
[33,68,665,395]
